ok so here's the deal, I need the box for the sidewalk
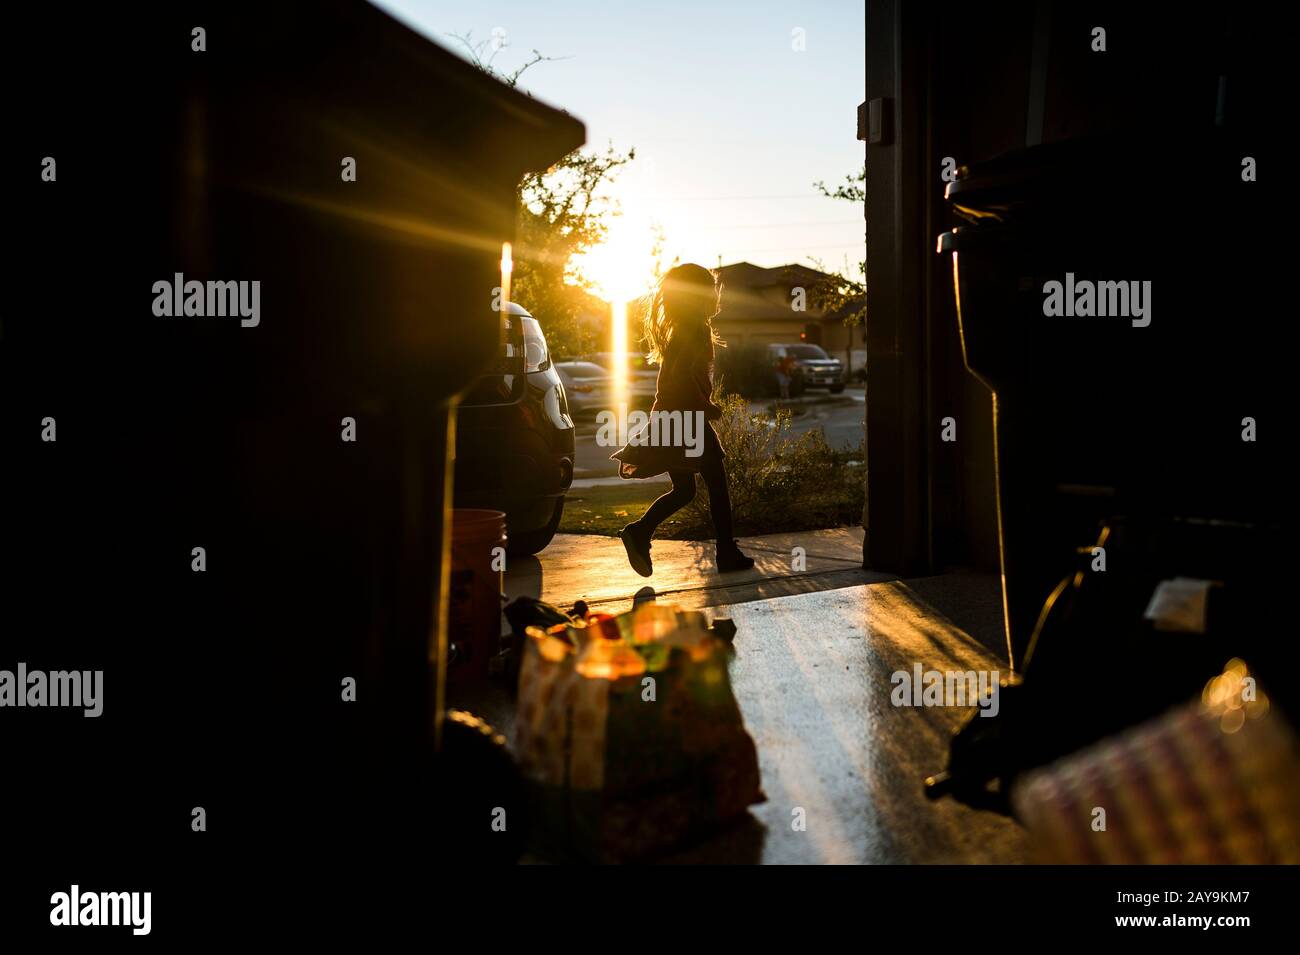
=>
[506,526,878,611]
[569,473,669,488]
[461,527,1028,864]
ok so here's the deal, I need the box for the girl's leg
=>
[621,469,695,576]
[699,427,753,570]
[636,469,697,536]
[697,427,734,544]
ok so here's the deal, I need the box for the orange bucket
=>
[448,509,507,683]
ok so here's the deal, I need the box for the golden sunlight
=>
[571,205,657,407]
[499,241,513,307]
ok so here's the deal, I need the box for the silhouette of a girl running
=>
[612,264,754,576]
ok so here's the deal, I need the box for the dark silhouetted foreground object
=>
[937,133,1281,665]
[1012,661,1300,863]
[6,1,584,865]
[927,515,1292,830]
[428,710,530,864]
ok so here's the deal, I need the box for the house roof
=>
[171,1,588,187]
[715,261,846,323]
[717,261,837,290]
[354,3,587,175]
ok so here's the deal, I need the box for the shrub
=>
[662,389,864,540]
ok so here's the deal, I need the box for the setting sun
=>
[570,209,657,305]
[571,202,658,405]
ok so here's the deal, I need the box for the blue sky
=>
[375,0,864,296]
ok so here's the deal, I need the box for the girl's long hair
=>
[642,263,726,364]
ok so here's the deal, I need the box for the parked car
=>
[554,361,615,417]
[454,302,574,555]
[584,351,658,407]
[767,343,845,394]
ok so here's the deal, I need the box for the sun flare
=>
[571,201,658,406]
[572,219,656,305]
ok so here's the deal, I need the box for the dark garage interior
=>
[1,0,1294,931]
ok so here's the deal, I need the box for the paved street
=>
[572,386,866,482]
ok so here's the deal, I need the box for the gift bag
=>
[515,602,764,861]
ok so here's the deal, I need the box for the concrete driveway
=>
[506,526,880,610]
[452,526,1030,864]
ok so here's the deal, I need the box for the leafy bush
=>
[662,390,864,540]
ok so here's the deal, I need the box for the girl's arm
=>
[690,333,723,420]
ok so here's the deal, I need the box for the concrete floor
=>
[667,584,1027,863]
[452,528,1030,863]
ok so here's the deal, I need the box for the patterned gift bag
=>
[1012,659,1300,863]
[515,603,764,861]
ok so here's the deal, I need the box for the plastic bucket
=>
[448,509,507,684]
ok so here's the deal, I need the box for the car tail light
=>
[491,313,525,375]
[521,317,550,373]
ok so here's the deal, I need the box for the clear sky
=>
[374,0,865,300]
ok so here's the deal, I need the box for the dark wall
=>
[3,1,581,881]
[867,0,1280,580]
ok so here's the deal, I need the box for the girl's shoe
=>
[620,523,653,577]
[715,539,755,573]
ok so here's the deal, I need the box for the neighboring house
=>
[714,261,866,373]
[820,295,869,377]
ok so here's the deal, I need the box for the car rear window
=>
[560,362,609,377]
[589,353,655,372]
[788,345,831,359]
